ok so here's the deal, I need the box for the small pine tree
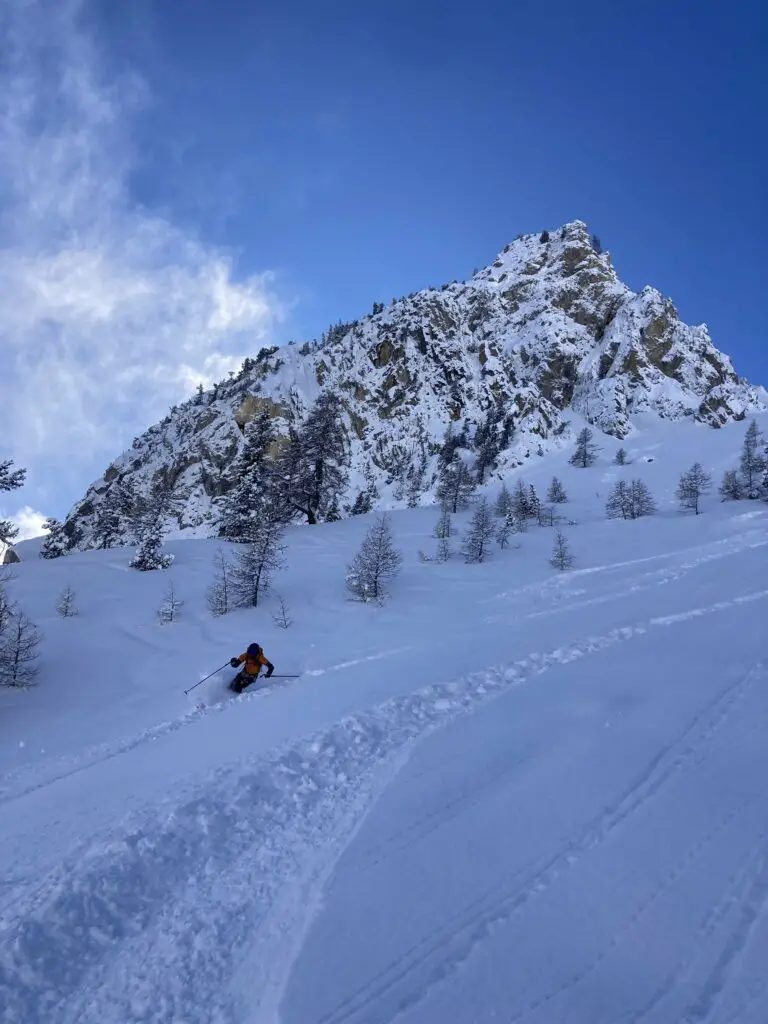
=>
[676,463,712,515]
[719,469,742,502]
[606,479,656,520]
[614,448,628,466]
[494,483,513,518]
[157,581,184,624]
[547,477,568,504]
[56,586,78,618]
[230,510,287,609]
[538,504,560,528]
[272,595,292,629]
[739,419,766,498]
[511,479,531,521]
[540,230,550,243]
[570,427,600,468]
[207,548,235,616]
[605,480,631,520]
[346,514,403,603]
[130,518,173,571]
[461,497,496,564]
[435,533,452,562]
[497,507,523,548]
[434,507,452,540]
[0,459,26,546]
[526,484,540,520]
[39,518,68,559]
[550,530,574,571]
[591,233,603,254]
[0,612,41,687]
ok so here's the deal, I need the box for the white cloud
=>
[9,507,49,542]
[0,0,285,512]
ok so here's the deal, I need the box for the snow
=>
[1,412,768,1023]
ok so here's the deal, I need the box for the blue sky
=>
[1,0,766,532]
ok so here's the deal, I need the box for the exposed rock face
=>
[62,221,767,548]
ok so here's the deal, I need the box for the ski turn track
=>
[2,587,768,1023]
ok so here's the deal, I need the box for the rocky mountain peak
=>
[60,223,767,549]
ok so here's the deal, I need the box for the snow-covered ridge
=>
[61,220,767,547]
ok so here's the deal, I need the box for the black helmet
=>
[247,643,261,657]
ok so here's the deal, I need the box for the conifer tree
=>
[279,391,348,524]
[157,581,184,624]
[230,501,287,608]
[605,479,656,520]
[718,469,742,501]
[494,483,513,518]
[434,506,453,540]
[0,458,26,546]
[130,518,174,571]
[207,548,235,617]
[527,484,541,522]
[92,494,122,549]
[739,419,766,498]
[346,514,403,602]
[461,498,496,563]
[614,448,628,466]
[676,463,712,515]
[39,518,68,559]
[0,612,41,687]
[547,477,568,504]
[550,530,574,571]
[570,427,600,468]
[219,411,276,541]
[436,456,475,514]
[56,585,78,618]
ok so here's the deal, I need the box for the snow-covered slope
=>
[61,221,767,548]
[2,414,768,1023]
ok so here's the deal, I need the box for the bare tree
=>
[497,506,524,549]
[570,427,600,468]
[550,530,574,571]
[0,612,41,687]
[157,581,184,624]
[718,469,742,502]
[272,595,292,629]
[346,514,403,602]
[461,497,496,564]
[435,533,452,562]
[676,463,712,515]
[547,477,568,504]
[207,548,235,616]
[538,504,561,527]
[56,586,78,618]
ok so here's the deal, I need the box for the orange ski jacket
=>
[235,649,273,677]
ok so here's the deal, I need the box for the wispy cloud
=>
[0,0,285,515]
[10,507,49,542]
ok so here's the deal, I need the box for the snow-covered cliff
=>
[62,221,767,547]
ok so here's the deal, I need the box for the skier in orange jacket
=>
[229,643,275,693]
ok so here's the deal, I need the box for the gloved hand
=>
[230,658,239,668]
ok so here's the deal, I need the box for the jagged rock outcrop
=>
[62,221,767,548]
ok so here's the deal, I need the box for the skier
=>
[229,643,275,693]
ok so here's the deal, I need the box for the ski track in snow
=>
[308,661,768,1024]
[2,583,768,1023]
[1,530,764,811]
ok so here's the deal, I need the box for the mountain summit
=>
[62,221,766,547]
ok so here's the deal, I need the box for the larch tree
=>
[676,463,712,515]
[346,514,403,603]
[547,477,568,504]
[570,427,600,468]
[280,391,348,524]
[436,456,475,514]
[718,469,742,501]
[219,411,276,541]
[230,499,288,609]
[550,530,574,571]
[461,497,496,564]
[739,419,766,498]
[0,612,41,687]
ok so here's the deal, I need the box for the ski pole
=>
[184,662,230,695]
[267,674,301,679]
